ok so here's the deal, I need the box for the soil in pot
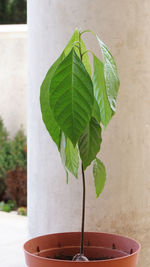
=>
[38,244,128,261]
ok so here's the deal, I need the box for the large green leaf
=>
[40,53,65,149]
[93,55,112,127]
[40,29,79,149]
[79,117,102,170]
[60,132,79,178]
[64,28,91,76]
[96,36,120,112]
[40,29,91,149]
[49,48,94,146]
[93,158,106,197]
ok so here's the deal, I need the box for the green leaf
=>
[93,55,112,127]
[60,132,69,182]
[96,36,120,112]
[80,38,91,76]
[60,132,79,178]
[49,48,94,146]
[65,137,79,178]
[40,28,91,147]
[40,53,65,149]
[40,29,81,149]
[60,131,66,167]
[79,117,102,170]
[92,97,101,123]
[63,28,91,76]
[63,28,80,57]
[93,158,106,197]
[66,170,69,184]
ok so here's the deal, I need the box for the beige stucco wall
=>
[28,1,150,267]
[0,25,27,137]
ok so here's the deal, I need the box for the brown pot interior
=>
[24,232,140,262]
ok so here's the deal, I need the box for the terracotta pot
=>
[24,232,140,267]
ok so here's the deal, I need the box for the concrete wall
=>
[28,1,150,267]
[0,25,27,137]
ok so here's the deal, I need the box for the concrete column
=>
[28,1,150,266]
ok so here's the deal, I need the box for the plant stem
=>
[80,163,86,255]
[79,35,86,256]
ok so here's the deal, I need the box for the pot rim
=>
[24,231,141,263]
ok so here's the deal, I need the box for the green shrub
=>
[0,117,27,203]
[0,124,27,177]
[0,140,12,178]
[0,201,11,212]
[0,0,26,24]
[17,206,27,216]
[7,199,17,209]
[0,118,9,199]
[0,117,8,147]
[9,129,27,170]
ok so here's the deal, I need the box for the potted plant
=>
[24,29,140,267]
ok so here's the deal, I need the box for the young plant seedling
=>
[40,29,120,261]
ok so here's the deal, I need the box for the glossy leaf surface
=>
[93,55,112,127]
[49,48,94,146]
[79,117,102,170]
[40,53,64,149]
[97,36,120,112]
[93,158,106,197]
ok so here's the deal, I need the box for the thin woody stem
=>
[80,163,86,255]
[79,34,86,256]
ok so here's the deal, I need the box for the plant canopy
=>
[40,28,120,198]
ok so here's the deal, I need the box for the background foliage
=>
[0,0,26,24]
[0,117,27,205]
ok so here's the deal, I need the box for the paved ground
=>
[0,211,28,267]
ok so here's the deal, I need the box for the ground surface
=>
[0,211,27,267]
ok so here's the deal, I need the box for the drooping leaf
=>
[65,137,79,178]
[92,97,101,123]
[93,55,112,127]
[60,132,69,182]
[96,35,120,112]
[66,170,69,184]
[79,117,102,170]
[40,53,65,149]
[93,158,106,197]
[63,28,91,76]
[49,48,94,146]
[60,132,79,178]
[60,131,66,167]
